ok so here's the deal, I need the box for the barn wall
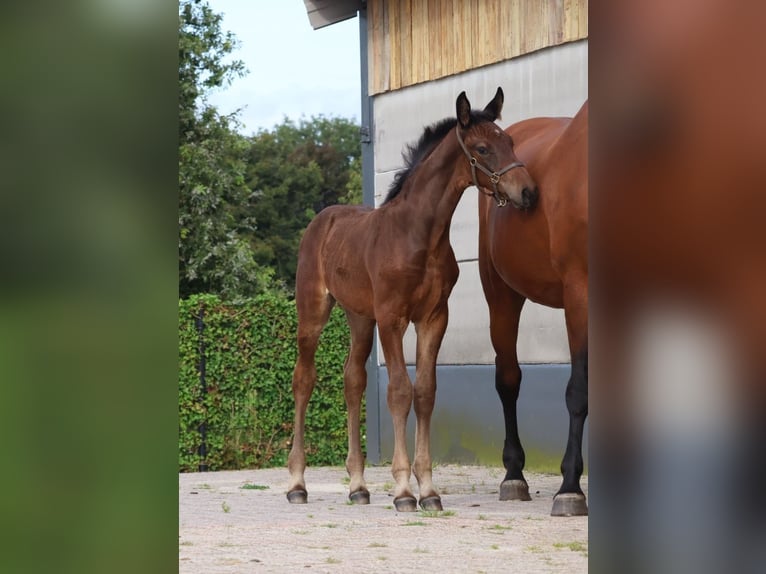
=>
[372,39,588,367]
[367,0,588,95]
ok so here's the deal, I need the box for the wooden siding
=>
[368,0,588,95]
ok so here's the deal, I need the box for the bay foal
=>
[287,88,537,511]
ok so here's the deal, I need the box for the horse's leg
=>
[552,272,589,516]
[343,310,375,504]
[411,306,449,511]
[378,318,417,512]
[488,289,532,501]
[286,290,335,504]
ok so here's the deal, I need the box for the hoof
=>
[393,496,418,512]
[499,479,532,501]
[551,493,588,516]
[286,489,308,504]
[419,495,443,511]
[349,489,370,505]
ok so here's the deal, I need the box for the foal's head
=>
[456,88,538,210]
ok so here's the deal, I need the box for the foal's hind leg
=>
[287,292,335,504]
[552,273,588,516]
[343,310,375,504]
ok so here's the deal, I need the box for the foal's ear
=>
[456,91,472,128]
[483,87,504,121]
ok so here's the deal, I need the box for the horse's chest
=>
[410,257,459,311]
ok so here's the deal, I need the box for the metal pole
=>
[358,2,381,464]
[196,305,208,471]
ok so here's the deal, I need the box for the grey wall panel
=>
[449,190,480,262]
[371,364,588,468]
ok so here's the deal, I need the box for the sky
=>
[207,1,362,135]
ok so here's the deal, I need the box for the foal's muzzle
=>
[521,186,539,210]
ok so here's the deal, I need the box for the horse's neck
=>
[390,138,469,249]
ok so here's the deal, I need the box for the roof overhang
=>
[303,0,361,30]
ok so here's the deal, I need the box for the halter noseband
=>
[455,125,526,207]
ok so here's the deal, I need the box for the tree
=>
[244,116,362,288]
[178,0,271,300]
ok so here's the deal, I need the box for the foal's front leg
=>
[412,308,449,511]
[378,319,417,511]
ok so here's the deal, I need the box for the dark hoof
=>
[499,479,532,501]
[349,489,370,505]
[419,495,443,511]
[393,496,418,512]
[551,493,588,516]
[286,489,308,504]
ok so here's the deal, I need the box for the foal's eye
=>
[476,146,489,155]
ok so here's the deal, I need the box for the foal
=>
[287,88,537,511]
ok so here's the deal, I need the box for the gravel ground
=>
[179,465,588,573]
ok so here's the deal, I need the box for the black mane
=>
[382,109,496,205]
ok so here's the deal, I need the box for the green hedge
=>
[179,293,359,471]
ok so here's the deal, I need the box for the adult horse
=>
[287,88,538,512]
[478,102,588,516]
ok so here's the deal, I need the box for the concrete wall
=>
[371,40,588,366]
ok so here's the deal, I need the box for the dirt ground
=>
[179,465,588,573]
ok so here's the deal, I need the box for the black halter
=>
[455,126,526,207]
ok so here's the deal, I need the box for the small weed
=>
[377,556,388,561]
[478,514,487,521]
[487,524,512,531]
[413,546,429,554]
[368,542,387,548]
[197,483,212,490]
[322,523,339,528]
[418,510,455,518]
[307,514,314,519]
[179,541,193,546]
[240,483,269,490]
[402,520,427,526]
[490,544,499,550]
[325,557,341,564]
[471,484,476,493]
[291,530,309,535]
[341,476,350,484]
[553,541,587,553]
[384,505,393,510]
[526,545,543,553]
[382,481,394,491]
[221,501,231,513]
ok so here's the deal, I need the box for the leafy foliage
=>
[178,1,271,300]
[245,117,362,288]
[179,293,361,471]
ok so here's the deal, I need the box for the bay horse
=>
[287,88,538,512]
[478,101,588,516]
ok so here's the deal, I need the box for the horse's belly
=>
[496,260,563,308]
[490,228,564,308]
